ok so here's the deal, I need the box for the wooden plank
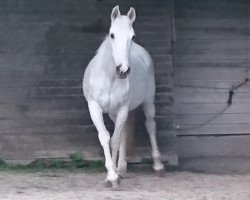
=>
[174,102,250,114]
[0,86,82,97]
[0,55,91,72]
[175,0,246,19]
[0,90,84,103]
[179,157,250,173]
[174,92,250,103]
[156,74,174,86]
[0,133,101,160]
[175,19,248,29]
[175,58,249,63]
[176,113,250,125]
[177,123,250,136]
[174,49,248,60]
[174,60,249,67]
[22,111,93,126]
[175,38,249,50]
[176,27,248,39]
[20,97,86,111]
[156,105,173,116]
[0,109,93,128]
[174,0,246,9]
[155,116,174,130]
[174,66,247,81]
[174,86,250,93]
[178,135,250,158]
[37,79,81,87]
[0,124,96,135]
[174,80,250,92]
[155,93,173,102]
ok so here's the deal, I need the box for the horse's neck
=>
[96,37,115,79]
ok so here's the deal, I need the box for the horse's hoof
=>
[118,174,125,181]
[104,178,121,189]
[154,168,165,177]
[104,179,112,188]
[111,179,120,189]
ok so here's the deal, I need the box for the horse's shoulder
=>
[131,42,153,69]
[131,42,147,55]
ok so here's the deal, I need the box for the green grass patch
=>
[0,158,8,169]
[0,153,105,172]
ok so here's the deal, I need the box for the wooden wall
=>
[0,0,176,164]
[173,0,250,169]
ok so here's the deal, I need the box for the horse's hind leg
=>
[143,102,165,174]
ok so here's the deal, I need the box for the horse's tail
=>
[125,110,137,162]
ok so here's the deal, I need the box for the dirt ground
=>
[0,169,250,200]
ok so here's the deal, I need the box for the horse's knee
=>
[145,118,156,134]
[143,103,155,118]
[111,136,120,151]
[118,160,127,169]
[98,131,110,147]
[152,151,161,160]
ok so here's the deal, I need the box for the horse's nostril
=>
[116,65,130,79]
[116,65,121,74]
[127,67,131,74]
[116,64,122,69]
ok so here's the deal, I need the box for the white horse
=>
[83,5,164,187]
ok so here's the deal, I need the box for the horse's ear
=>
[127,7,136,23]
[111,5,120,22]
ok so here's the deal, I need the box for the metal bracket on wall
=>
[227,78,249,105]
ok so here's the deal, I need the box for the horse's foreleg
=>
[109,114,127,178]
[88,101,118,182]
[143,102,165,173]
[111,106,128,171]
[117,128,127,178]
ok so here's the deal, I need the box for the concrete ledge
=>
[179,156,250,174]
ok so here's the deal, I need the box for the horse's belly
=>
[128,90,146,110]
[108,92,128,113]
[127,76,149,110]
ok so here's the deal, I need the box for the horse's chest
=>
[95,80,129,113]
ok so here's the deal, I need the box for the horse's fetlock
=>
[117,162,127,174]
[153,162,165,171]
[107,171,118,181]
[152,151,161,159]
[105,162,113,170]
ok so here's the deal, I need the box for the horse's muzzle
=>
[116,65,131,79]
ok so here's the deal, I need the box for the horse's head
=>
[109,5,136,79]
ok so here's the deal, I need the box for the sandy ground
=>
[0,170,250,200]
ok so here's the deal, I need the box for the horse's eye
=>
[110,33,115,39]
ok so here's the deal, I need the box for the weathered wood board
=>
[0,0,176,164]
[173,0,250,168]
